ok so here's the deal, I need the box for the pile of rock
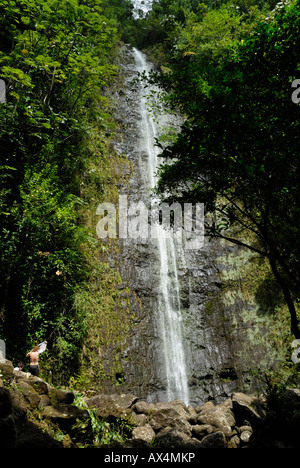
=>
[1,359,300,448]
[0,360,90,447]
[84,391,267,448]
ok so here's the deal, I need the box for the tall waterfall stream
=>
[108,0,275,406]
[132,48,190,405]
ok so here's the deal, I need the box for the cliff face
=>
[103,45,283,406]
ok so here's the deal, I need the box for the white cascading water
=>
[133,47,190,405]
[132,0,154,19]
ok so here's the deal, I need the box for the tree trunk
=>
[268,256,300,339]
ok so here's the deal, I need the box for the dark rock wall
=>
[107,46,279,406]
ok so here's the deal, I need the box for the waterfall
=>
[132,0,154,19]
[132,48,190,405]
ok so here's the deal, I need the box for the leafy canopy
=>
[150,0,300,337]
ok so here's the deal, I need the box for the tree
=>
[154,0,300,337]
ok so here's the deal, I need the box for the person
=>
[26,341,47,377]
[0,387,17,448]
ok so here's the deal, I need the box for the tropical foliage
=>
[135,0,300,338]
[0,0,132,380]
[1,0,300,388]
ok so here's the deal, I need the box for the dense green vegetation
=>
[1,0,300,392]
[131,0,300,340]
[0,0,134,382]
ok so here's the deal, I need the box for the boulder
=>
[131,412,147,427]
[166,400,190,418]
[199,431,227,448]
[16,420,63,448]
[238,424,253,434]
[85,393,138,420]
[155,429,202,448]
[132,424,155,444]
[26,377,49,395]
[149,403,192,435]
[38,394,51,408]
[10,381,40,410]
[197,401,235,437]
[48,387,75,405]
[133,400,155,415]
[240,429,252,443]
[228,433,240,448]
[192,424,217,439]
[187,405,198,423]
[12,371,49,394]
[231,393,267,426]
[43,404,89,431]
[0,360,14,383]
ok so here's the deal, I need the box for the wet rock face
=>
[107,45,164,399]
[109,45,277,406]
[177,239,248,405]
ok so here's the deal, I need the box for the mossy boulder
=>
[0,361,14,383]
[43,404,89,431]
[48,387,75,405]
[10,381,40,412]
